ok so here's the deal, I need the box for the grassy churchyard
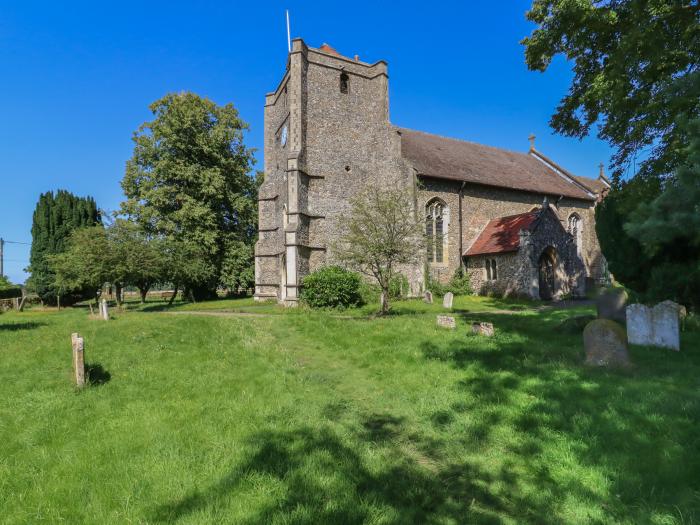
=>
[1,296,699,524]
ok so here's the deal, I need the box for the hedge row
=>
[0,286,23,300]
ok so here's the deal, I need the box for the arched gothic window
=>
[340,72,349,94]
[426,199,447,264]
[568,213,582,258]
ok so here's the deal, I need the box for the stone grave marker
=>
[424,290,433,304]
[437,315,456,329]
[101,298,109,321]
[443,292,454,309]
[583,319,630,367]
[626,300,681,351]
[596,288,628,324]
[471,322,494,336]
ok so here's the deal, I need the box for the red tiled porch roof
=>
[464,211,538,256]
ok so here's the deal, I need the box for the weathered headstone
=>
[437,315,456,329]
[101,298,109,321]
[471,322,494,336]
[626,304,653,346]
[596,288,628,324]
[626,301,681,351]
[424,290,433,304]
[71,332,86,387]
[583,319,630,367]
[652,301,680,351]
[442,292,454,309]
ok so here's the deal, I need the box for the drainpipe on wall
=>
[459,181,466,271]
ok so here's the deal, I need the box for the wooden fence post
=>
[71,332,86,388]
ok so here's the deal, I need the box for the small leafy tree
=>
[109,219,165,304]
[333,186,423,314]
[48,226,111,307]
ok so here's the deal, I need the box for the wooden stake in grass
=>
[71,333,86,388]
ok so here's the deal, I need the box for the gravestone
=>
[100,298,109,321]
[596,288,628,324]
[583,319,630,367]
[652,301,680,351]
[442,292,454,309]
[471,322,494,336]
[436,315,456,329]
[626,304,653,346]
[424,291,433,304]
[626,301,681,351]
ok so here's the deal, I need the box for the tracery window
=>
[568,213,582,257]
[426,199,447,264]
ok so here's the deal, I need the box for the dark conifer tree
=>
[28,190,101,305]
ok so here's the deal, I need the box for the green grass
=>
[1,298,699,524]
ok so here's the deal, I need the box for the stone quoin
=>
[254,39,609,305]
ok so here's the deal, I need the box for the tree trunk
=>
[379,289,390,315]
[115,282,123,308]
[168,284,178,306]
[139,287,148,304]
[57,294,61,310]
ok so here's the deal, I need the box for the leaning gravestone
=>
[443,292,454,309]
[424,291,433,304]
[471,322,494,337]
[596,288,628,324]
[436,315,456,329]
[583,319,630,367]
[626,301,681,351]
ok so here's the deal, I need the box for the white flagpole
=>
[286,10,291,53]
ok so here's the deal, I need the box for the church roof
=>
[573,175,609,194]
[398,128,595,201]
[464,211,539,256]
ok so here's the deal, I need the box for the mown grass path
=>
[1,298,699,524]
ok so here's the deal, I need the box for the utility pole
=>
[0,237,4,278]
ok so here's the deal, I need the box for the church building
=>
[255,39,609,305]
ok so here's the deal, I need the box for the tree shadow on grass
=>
[150,420,577,524]
[421,311,700,522]
[85,363,111,386]
[0,321,47,331]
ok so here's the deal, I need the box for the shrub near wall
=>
[301,266,362,308]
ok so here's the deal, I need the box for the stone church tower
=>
[255,39,415,304]
[256,39,609,304]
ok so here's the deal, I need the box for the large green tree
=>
[625,118,700,307]
[120,92,257,300]
[523,0,699,182]
[523,0,700,306]
[28,190,101,305]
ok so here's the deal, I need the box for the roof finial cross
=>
[599,162,604,178]
[528,134,536,151]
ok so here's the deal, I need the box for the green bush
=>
[447,267,472,295]
[389,273,409,299]
[300,266,362,308]
[426,274,447,296]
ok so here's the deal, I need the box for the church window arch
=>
[340,72,349,94]
[426,199,448,264]
[568,213,582,258]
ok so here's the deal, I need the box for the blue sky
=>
[0,1,612,284]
